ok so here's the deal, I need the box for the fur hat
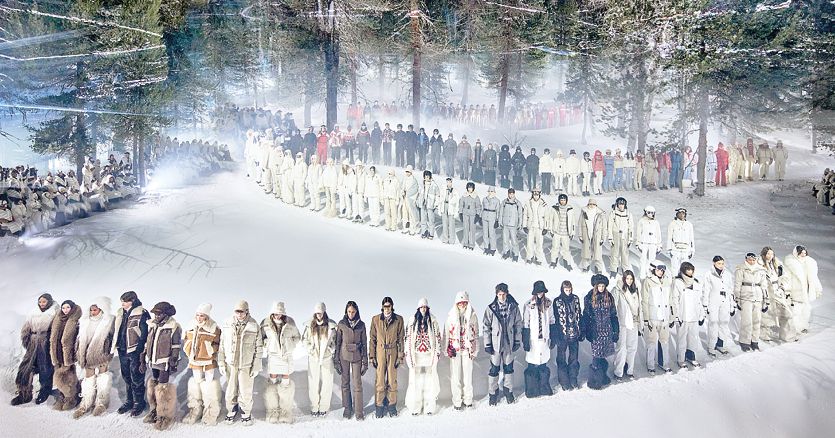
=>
[313,302,326,314]
[196,303,212,317]
[455,291,470,304]
[591,274,609,288]
[234,300,249,312]
[151,301,176,317]
[532,280,548,294]
[270,301,286,316]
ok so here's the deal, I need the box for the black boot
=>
[488,391,499,406]
[117,401,133,414]
[375,405,385,418]
[563,260,573,272]
[751,342,759,351]
[388,405,397,417]
[130,401,147,417]
[343,407,353,419]
[34,388,51,405]
[740,343,751,352]
[11,389,32,406]
[502,252,510,260]
[503,388,515,404]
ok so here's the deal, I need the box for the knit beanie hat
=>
[196,303,212,317]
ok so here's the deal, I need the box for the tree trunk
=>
[581,93,589,145]
[138,135,146,189]
[461,57,470,106]
[304,87,313,128]
[695,87,709,197]
[350,58,358,105]
[378,53,385,94]
[323,34,339,130]
[514,52,523,108]
[410,2,421,128]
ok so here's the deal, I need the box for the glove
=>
[475,215,482,225]
[494,220,499,229]
[372,358,378,368]
[361,362,368,376]
[762,303,769,313]
[608,239,613,246]
[485,345,495,356]
[669,321,675,328]
[542,229,548,236]
[218,365,227,377]
[644,321,653,332]
[703,306,709,315]
[459,213,463,221]
[522,339,530,352]
[447,344,456,358]
[169,363,178,373]
[138,361,147,374]
[730,309,736,317]
[612,333,619,343]
[667,250,673,257]
[688,252,693,260]
[523,227,528,233]
[512,340,521,352]
[334,361,343,375]
[250,366,260,378]
[736,300,742,311]
[699,319,705,326]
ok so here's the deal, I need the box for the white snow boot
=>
[277,378,296,424]
[183,377,203,424]
[200,379,222,426]
[73,376,97,419]
[264,379,280,424]
[92,372,111,416]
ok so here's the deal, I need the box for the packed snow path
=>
[0,153,833,436]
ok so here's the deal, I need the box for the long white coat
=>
[522,297,555,365]
[783,249,822,304]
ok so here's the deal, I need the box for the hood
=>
[87,296,113,318]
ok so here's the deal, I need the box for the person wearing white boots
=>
[382,169,401,231]
[607,197,634,278]
[635,206,662,280]
[667,207,695,275]
[364,166,383,226]
[218,300,263,426]
[734,253,769,352]
[701,256,735,356]
[307,154,324,211]
[440,177,460,244]
[641,260,674,373]
[417,170,441,239]
[73,297,115,419]
[269,144,284,199]
[338,161,355,219]
[261,143,275,194]
[182,303,222,426]
[402,165,421,234]
[445,291,478,410]
[578,198,607,274]
[292,152,308,207]
[481,187,501,255]
[783,245,822,335]
[548,193,576,271]
[322,158,339,217]
[522,281,556,398]
[553,150,567,193]
[565,150,581,196]
[280,150,295,204]
[522,188,549,265]
[613,271,641,380]
[302,302,337,416]
[671,262,706,368]
[352,161,367,222]
[404,298,442,415]
[261,302,301,424]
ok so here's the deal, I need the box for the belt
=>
[484,209,496,212]
[742,282,756,286]
[720,291,727,296]
[383,343,396,349]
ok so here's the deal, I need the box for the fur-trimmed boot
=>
[182,378,203,424]
[153,383,176,431]
[54,366,80,411]
[92,372,111,416]
[73,376,96,418]
[143,379,158,423]
[277,378,296,424]
[263,379,280,424]
[199,379,222,426]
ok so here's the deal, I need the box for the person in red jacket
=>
[592,150,605,195]
[316,126,329,164]
[715,142,730,186]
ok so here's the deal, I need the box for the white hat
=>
[271,301,286,316]
[417,297,428,308]
[234,300,249,312]
[405,165,414,172]
[355,160,363,166]
[313,302,326,314]
[455,291,469,304]
[196,303,212,317]
[342,159,349,166]
[588,198,598,206]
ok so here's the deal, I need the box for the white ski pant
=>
[404,198,419,233]
[308,356,334,413]
[707,310,731,350]
[309,187,322,210]
[670,249,690,274]
[351,192,364,218]
[526,228,546,262]
[610,236,631,274]
[262,168,273,193]
[441,214,457,244]
[581,172,592,194]
[383,199,399,230]
[462,214,477,247]
[614,326,638,377]
[324,187,337,215]
[224,366,255,417]
[482,217,498,250]
[419,206,436,236]
[644,321,672,370]
[272,169,282,197]
[566,173,579,195]
[294,184,306,207]
[449,354,474,408]
[676,321,701,362]
[793,301,811,333]
[368,197,381,225]
[550,234,574,266]
[503,226,520,256]
[338,189,352,217]
[405,366,439,415]
[593,171,603,194]
[637,244,657,279]
[739,300,762,344]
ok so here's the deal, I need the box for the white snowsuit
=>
[306,159,323,211]
[548,204,576,267]
[382,175,401,231]
[364,173,383,226]
[418,180,441,237]
[641,273,674,370]
[565,154,581,195]
[322,164,339,217]
[292,157,308,207]
[404,312,442,415]
[280,151,295,204]
[440,187,460,244]
[578,205,607,273]
[402,173,420,234]
[522,197,549,263]
[666,219,694,274]
[445,301,478,408]
[702,267,735,351]
[783,249,822,334]
[671,275,705,363]
[302,317,337,414]
[613,280,642,377]
[636,216,662,279]
[734,262,768,345]
[607,208,634,275]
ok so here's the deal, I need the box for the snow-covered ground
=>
[0,133,833,438]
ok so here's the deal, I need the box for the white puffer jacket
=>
[641,274,672,322]
[565,154,581,174]
[702,267,735,317]
[440,187,460,216]
[539,153,554,174]
[667,219,694,254]
[636,216,662,249]
[671,276,705,323]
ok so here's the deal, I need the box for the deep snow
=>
[0,133,833,438]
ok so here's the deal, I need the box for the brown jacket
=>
[369,312,405,363]
[335,317,368,365]
[50,304,82,367]
[183,318,221,370]
[142,317,182,372]
[111,305,150,354]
